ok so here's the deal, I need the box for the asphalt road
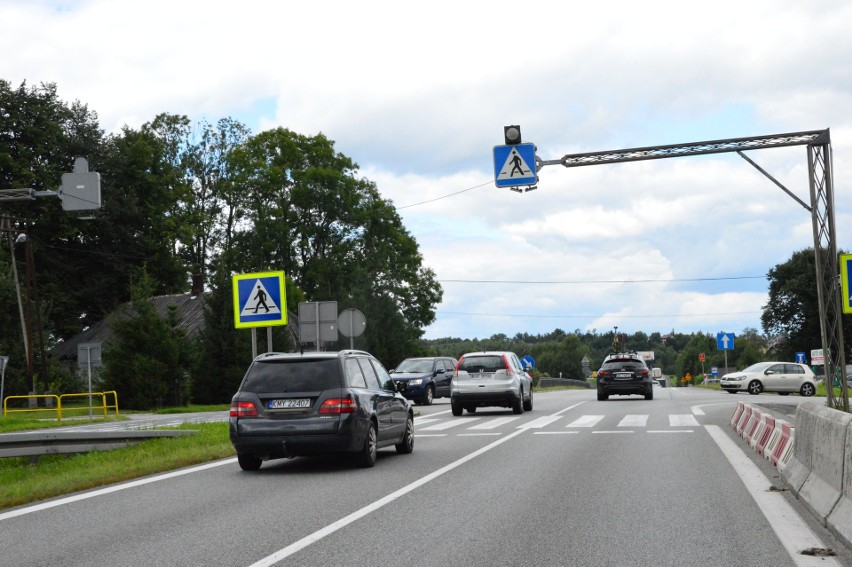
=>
[3,388,851,566]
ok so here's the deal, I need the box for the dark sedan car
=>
[229,350,414,470]
[596,351,654,401]
[389,356,458,405]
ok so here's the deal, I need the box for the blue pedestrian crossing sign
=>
[232,271,287,329]
[493,143,537,188]
[840,254,852,314]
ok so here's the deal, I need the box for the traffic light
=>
[504,125,522,145]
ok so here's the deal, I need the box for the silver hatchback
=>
[720,361,817,396]
[450,351,533,415]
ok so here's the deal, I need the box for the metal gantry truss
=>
[537,129,847,411]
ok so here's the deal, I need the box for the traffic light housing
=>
[504,125,522,145]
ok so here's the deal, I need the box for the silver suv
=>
[450,351,533,415]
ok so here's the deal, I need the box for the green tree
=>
[101,270,196,409]
[761,248,852,361]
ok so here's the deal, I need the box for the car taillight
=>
[319,397,357,414]
[598,370,611,378]
[638,369,649,377]
[230,401,257,417]
[502,355,515,376]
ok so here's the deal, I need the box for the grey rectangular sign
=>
[77,343,103,367]
[298,301,338,342]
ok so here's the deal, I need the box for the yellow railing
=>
[2,391,120,421]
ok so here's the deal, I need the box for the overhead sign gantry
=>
[495,127,846,412]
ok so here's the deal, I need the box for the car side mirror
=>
[435,368,444,375]
[765,370,775,375]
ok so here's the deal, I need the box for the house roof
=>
[54,293,209,360]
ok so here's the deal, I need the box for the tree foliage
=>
[761,248,852,361]
[100,270,196,409]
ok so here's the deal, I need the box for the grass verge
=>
[0,422,234,510]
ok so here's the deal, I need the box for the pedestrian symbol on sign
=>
[240,280,280,318]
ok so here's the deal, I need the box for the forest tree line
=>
[1,80,846,408]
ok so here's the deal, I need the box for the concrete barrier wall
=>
[780,401,852,549]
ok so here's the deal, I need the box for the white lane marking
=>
[618,414,648,427]
[648,430,693,434]
[669,414,700,427]
[0,458,237,522]
[566,415,605,428]
[592,430,634,434]
[533,431,579,435]
[458,433,502,437]
[705,425,840,567]
[468,416,521,430]
[417,409,452,418]
[418,418,479,431]
[247,429,528,567]
[415,434,447,438]
[553,401,586,416]
[519,416,562,429]
[412,418,441,427]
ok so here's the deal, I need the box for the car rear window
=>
[241,359,341,392]
[459,355,506,373]
[601,359,646,371]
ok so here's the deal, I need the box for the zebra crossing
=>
[415,412,700,436]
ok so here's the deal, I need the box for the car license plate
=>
[615,373,632,380]
[268,398,310,409]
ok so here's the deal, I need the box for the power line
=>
[395,180,492,210]
[438,276,767,284]
[437,310,761,319]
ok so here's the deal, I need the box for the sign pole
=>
[251,328,257,359]
[267,327,272,353]
[85,346,93,418]
[0,356,7,415]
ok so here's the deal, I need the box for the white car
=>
[719,362,817,396]
[450,351,533,415]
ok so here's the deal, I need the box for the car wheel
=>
[747,380,763,395]
[451,399,463,416]
[423,386,434,406]
[512,390,524,414]
[597,390,608,401]
[237,454,262,471]
[395,415,414,454]
[800,382,816,397]
[645,388,653,400]
[356,421,378,468]
[523,388,533,412]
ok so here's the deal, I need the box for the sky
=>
[3,0,852,341]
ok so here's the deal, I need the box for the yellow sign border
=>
[232,271,287,329]
[841,254,852,314]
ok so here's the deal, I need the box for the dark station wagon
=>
[229,350,414,470]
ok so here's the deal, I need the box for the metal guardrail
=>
[0,429,198,459]
[2,391,119,421]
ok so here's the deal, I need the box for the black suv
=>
[596,351,654,401]
[229,350,414,470]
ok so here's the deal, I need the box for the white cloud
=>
[2,0,849,339]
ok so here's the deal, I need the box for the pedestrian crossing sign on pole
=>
[493,143,537,188]
[840,254,852,314]
[232,271,287,329]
